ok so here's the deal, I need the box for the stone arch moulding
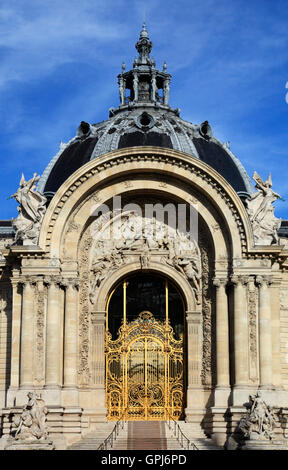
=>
[94,260,196,313]
[38,146,253,260]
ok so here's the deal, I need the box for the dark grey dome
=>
[39,106,253,197]
[38,25,253,198]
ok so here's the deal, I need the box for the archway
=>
[105,273,186,421]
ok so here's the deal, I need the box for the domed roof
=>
[38,26,253,199]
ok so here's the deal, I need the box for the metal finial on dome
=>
[140,21,148,38]
[135,23,153,65]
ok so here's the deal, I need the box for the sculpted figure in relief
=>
[246,171,282,245]
[89,211,201,305]
[9,173,47,245]
[13,392,49,441]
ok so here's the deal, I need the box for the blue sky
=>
[0,0,287,219]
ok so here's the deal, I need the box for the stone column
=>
[270,278,281,388]
[213,278,230,396]
[211,278,230,445]
[231,275,249,403]
[61,278,79,407]
[44,276,61,390]
[20,277,35,389]
[9,278,22,391]
[256,276,273,388]
[163,78,170,105]
[91,311,107,420]
[185,311,203,424]
[63,279,79,388]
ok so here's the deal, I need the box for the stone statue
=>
[239,391,276,441]
[118,75,126,105]
[163,233,201,305]
[176,256,201,304]
[246,171,282,245]
[89,253,111,304]
[13,392,49,442]
[163,79,170,105]
[9,173,47,245]
[151,73,157,102]
[133,73,139,102]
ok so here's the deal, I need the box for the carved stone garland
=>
[78,232,93,385]
[248,278,258,382]
[201,245,213,386]
[35,279,45,384]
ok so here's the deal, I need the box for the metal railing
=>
[97,417,126,450]
[166,413,198,450]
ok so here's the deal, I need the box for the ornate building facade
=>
[0,25,288,449]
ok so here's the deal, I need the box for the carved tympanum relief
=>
[88,209,201,307]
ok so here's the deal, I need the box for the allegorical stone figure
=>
[9,173,47,245]
[13,392,49,441]
[246,171,282,245]
[118,75,126,105]
[238,391,277,441]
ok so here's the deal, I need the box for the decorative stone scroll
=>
[246,171,282,246]
[9,173,47,245]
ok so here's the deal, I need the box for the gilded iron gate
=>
[105,311,184,420]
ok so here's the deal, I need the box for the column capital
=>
[230,275,249,286]
[61,277,80,289]
[186,310,201,324]
[11,277,21,288]
[43,275,62,287]
[213,277,228,288]
[19,275,37,287]
[91,310,106,324]
[256,275,272,287]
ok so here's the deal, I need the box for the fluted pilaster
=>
[213,278,230,388]
[62,278,79,387]
[91,311,106,386]
[10,277,22,389]
[44,276,61,388]
[20,277,36,388]
[231,275,249,386]
[256,275,273,387]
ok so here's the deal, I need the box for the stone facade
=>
[0,25,288,450]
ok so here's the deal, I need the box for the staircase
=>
[69,421,223,450]
[113,421,182,450]
[69,422,115,450]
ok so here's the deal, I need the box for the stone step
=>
[68,421,223,450]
